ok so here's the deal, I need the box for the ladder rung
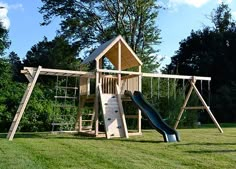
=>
[53,105,77,108]
[82,120,93,122]
[51,122,71,126]
[56,86,78,90]
[83,114,94,116]
[54,96,77,99]
[183,106,208,110]
[82,126,92,129]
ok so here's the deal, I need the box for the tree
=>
[23,36,80,70]
[0,24,10,56]
[8,52,25,82]
[211,2,235,32]
[39,0,161,72]
[165,3,236,122]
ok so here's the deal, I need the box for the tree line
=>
[0,2,235,132]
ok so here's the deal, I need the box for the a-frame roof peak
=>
[82,35,142,70]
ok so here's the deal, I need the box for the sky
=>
[0,0,236,67]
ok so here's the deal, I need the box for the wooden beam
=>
[23,67,94,77]
[142,73,211,81]
[95,60,100,136]
[97,69,141,75]
[116,85,129,138]
[118,41,121,87]
[7,66,42,140]
[97,69,211,81]
[138,66,142,133]
[183,106,208,110]
[190,81,223,133]
[125,115,139,118]
[174,79,195,129]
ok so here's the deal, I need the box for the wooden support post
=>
[175,76,223,133]
[7,66,42,140]
[75,96,85,132]
[116,85,129,138]
[174,77,195,129]
[138,66,142,134]
[95,60,100,136]
[118,41,121,87]
[190,81,223,133]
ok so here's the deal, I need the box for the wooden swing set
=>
[7,35,223,141]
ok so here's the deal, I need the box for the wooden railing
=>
[80,74,140,95]
[101,75,117,94]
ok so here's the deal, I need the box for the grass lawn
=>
[0,127,236,169]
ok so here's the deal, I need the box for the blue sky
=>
[0,0,236,67]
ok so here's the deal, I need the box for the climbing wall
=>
[100,93,126,139]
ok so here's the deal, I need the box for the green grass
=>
[0,127,236,169]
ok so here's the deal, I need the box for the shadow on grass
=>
[186,149,236,153]
[0,132,164,144]
[172,142,236,146]
[0,133,49,139]
[76,137,163,144]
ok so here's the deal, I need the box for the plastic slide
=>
[125,90,180,142]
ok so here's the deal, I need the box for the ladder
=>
[7,66,42,140]
[99,85,128,139]
[75,96,95,132]
[52,77,78,132]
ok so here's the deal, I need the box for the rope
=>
[158,77,160,100]
[167,78,170,100]
[150,77,153,99]
[208,80,211,106]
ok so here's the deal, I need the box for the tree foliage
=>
[23,36,80,70]
[39,0,161,72]
[165,3,236,122]
[0,25,10,56]
[211,2,235,32]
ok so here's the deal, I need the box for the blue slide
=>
[125,91,180,142]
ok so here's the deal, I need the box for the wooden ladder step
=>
[54,96,77,99]
[83,114,94,116]
[82,126,92,130]
[82,120,93,122]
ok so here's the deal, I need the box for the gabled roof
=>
[82,35,143,70]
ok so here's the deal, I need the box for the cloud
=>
[218,0,232,4]
[0,2,23,30]
[0,2,10,29]
[168,0,210,8]
[8,3,24,11]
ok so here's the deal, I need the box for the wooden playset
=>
[7,35,223,141]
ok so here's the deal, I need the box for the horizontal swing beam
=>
[22,67,94,78]
[183,106,209,110]
[22,67,211,81]
[142,73,211,81]
[97,69,211,81]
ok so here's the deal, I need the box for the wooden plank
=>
[184,106,208,110]
[116,85,129,138]
[97,69,211,81]
[7,66,42,141]
[190,81,223,133]
[138,66,142,134]
[95,60,100,136]
[99,85,127,139]
[125,115,139,119]
[23,67,94,77]
[142,73,211,81]
[97,69,141,75]
[174,79,195,129]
